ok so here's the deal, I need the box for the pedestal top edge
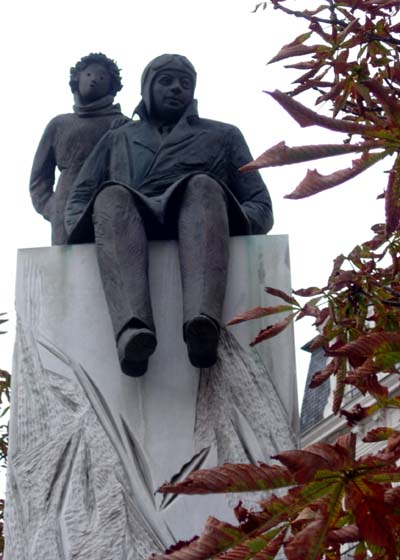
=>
[17,234,289,255]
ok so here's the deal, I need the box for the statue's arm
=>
[29,120,57,221]
[228,126,274,235]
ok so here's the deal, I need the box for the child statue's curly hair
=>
[69,53,123,96]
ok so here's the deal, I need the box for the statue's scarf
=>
[73,94,122,118]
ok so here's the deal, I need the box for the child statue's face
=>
[78,63,111,103]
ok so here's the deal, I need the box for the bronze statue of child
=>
[30,53,128,245]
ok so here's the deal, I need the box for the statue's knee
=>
[94,184,131,211]
[187,174,215,190]
[186,174,226,204]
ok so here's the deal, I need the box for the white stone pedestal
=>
[5,235,297,560]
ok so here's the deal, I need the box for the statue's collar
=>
[73,94,122,118]
[133,99,199,123]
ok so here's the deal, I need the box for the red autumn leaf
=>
[308,334,327,352]
[330,254,346,277]
[158,537,199,557]
[371,223,386,235]
[387,61,400,82]
[291,506,320,529]
[348,353,367,368]
[250,314,295,346]
[233,501,248,523]
[285,61,316,70]
[356,455,400,475]
[296,303,321,321]
[268,31,315,63]
[268,44,321,64]
[290,79,334,98]
[362,78,400,121]
[386,431,400,456]
[157,463,295,495]
[317,79,347,105]
[350,358,380,379]
[272,448,338,484]
[309,358,338,389]
[284,517,327,560]
[285,151,387,200]
[239,141,371,172]
[314,307,330,327]
[337,18,361,42]
[215,526,289,560]
[293,287,325,297]
[333,365,346,414]
[226,304,294,326]
[264,286,299,305]
[252,528,287,560]
[265,89,377,133]
[345,481,396,553]
[384,487,400,508]
[327,524,360,544]
[385,154,400,236]
[341,404,369,426]
[336,433,357,458]
[328,270,356,289]
[304,439,353,469]
[363,427,396,443]
[330,331,400,359]
[150,517,243,560]
[364,374,388,400]
[328,339,345,353]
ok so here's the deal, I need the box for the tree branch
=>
[270,0,347,28]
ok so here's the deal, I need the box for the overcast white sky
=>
[0,0,387,405]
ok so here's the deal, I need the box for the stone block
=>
[5,236,297,559]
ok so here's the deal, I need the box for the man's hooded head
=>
[139,54,197,119]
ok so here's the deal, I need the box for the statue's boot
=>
[117,327,157,377]
[178,174,229,368]
[184,315,220,368]
[93,185,156,376]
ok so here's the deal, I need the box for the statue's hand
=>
[42,194,55,222]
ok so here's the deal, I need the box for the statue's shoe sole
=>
[120,358,149,377]
[118,328,157,377]
[185,315,219,369]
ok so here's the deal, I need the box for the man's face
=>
[78,62,111,103]
[151,69,194,122]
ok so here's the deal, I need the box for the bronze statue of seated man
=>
[65,53,274,376]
